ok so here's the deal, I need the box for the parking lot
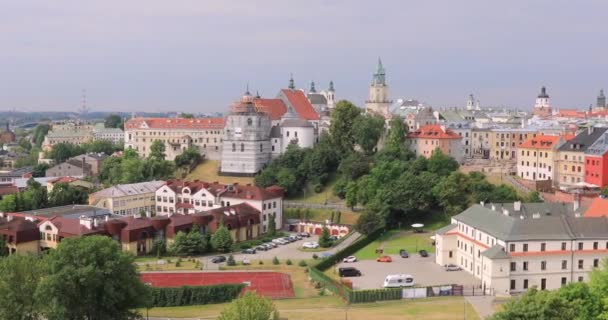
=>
[333,255,481,290]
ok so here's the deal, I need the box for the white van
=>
[383,274,415,288]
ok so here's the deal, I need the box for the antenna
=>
[78,89,90,118]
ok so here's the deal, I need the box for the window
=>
[561,277,567,286]
[578,242,584,250]
[232,143,236,152]
[241,143,244,152]
[579,260,584,269]
[510,280,516,290]
[449,251,453,258]
[562,260,567,270]
[594,242,599,250]
[510,244,515,252]
[541,278,546,290]
[562,242,567,250]
[523,279,529,289]
[523,243,528,252]
[523,261,528,271]
[594,259,600,268]
[541,243,546,251]
[541,261,547,271]
[510,262,516,271]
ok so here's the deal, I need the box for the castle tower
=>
[365,58,391,118]
[597,89,606,111]
[533,86,552,117]
[219,89,272,176]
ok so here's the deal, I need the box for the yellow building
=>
[556,127,608,186]
[89,181,165,216]
[516,135,569,182]
[489,129,538,162]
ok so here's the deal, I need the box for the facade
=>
[220,91,272,176]
[155,180,283,234]
[471,128,491,159]
[45,153,108,177]
[532,87,552,117]
[89,181,166,216]
[0,167,33,185]
[365,58,391,118]
[556,127,608,186]
[0,123,16,144]
[123,117,225,161]
[435,201,608,295]
[489,128,538,162]
[42,121,96,151]
[516,134,568,181]
[91,123,124,144]
[585,131,608,188]
[407,124,463,163]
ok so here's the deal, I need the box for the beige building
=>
[435,201,608,295]
[406,124,463,163]
[516,134,570,182]
[89,181,165,216]
[489,128,539,163]
[123,117,225,160]
[556,127,607,186]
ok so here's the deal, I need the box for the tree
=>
[338,152,369,181]
[353,115,385,155]
[527,191,543,203]
[0,254,44,320]
[490,287,585,320]
[149,140,166,160]
[170,227,207,256]
[0,236,7,257]
[385,116,407,151]
[318,226,332,248]
[104,114,123,129]
[31,163,50,178]
[48,183,88,207]
[427,149,459,177]
[211,223,233,253]
[329,100,361,156]
[174,147,203,174]
[179,113,195,119]
[218,291,279,320]
[37,236,149,320]
[601,186,608,198]
[32,124,51,147]
[267,214,277,236]
[355,210,385,235]
[47,143,84,164]
[275,168,297,195]
[433,172,472,215]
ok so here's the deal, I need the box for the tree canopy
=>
[217,291,279,320]
[104,114,123,129]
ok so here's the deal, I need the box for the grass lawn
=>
[289,175,343,204]
[136,258,201,272]
[186,160,254,185]
[141,296,480,320]
[219,260,318,298]
[284,208,359,225]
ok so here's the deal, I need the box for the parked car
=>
[338,267,362,277]
[272,238,288,245]
[444,264,462,271]
[241,248,256,254]
[284,237,295,243]
[210,256,226,263]
[302,241,319,249]
[299,232,311,238]
[329,235,340,241]
[376,256,393,263]
[343,256,357,263]
[265,242,277,248]
[288,236,299,242]
[419,250,429,257]
[255,245,268,251]
[399,249,409,258]
[242,258,251,265]
[295,235,303,240]
[383,274,415,288]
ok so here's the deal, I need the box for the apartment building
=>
[556,127,607,186]
[435,201,608,295]
[585,131,608,188]
[471,127,491,159]
[155,180,283,233]
[89,181,166,216]
[45,153,108,177]
[489,128,538,162]
[406,124,463,163]
[516,134,570,181]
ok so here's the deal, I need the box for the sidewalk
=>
[465,296,495,319]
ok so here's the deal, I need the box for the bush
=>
[272,256,279,265]
[286,259,292,265]
[175,261,181,267]
[227,255,236,266]
[151,239,167,257]
[298,260,307,267]
[314,184,323,193]
[312,253,318,260]
[258,260,264,265]
[148,284,245,307]
[315,228,384,271]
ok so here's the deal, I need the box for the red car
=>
[376,256,392,263]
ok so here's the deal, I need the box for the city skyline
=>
[1,0,607,112]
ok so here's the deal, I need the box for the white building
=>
[435,201,608,295]
[91,124,124,144]
[155,180,283,234]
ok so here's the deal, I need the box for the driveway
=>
[333,254,481,290]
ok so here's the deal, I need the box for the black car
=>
[338,267,362,277]
[241,248,256,254]
[255,245,268,251]
[211,256,226,263]
[399,249,409,258]
[419,250,429,257]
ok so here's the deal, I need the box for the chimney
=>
[502,208,509,216]
[514,201,522,212]
[589,126,594,135]
[105,215,109,222]
[573,193,580,211]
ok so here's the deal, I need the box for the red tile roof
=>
[124,117,225,130]
[584,197,608,218]
[557,109,587,119]
[48,177,79,185]
[49,216,106,238]
[280,89,320,120]
[254,98,288,120]
[519,135,562,150]
[164,180,283,201]
[407,125,461,139]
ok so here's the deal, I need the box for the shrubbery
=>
[148,284,245,307]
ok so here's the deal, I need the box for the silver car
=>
[444,264,462,271]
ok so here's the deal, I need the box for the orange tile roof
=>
[254,98,288,120]
[557,109,587,118]
[124,117,225,130]
[280,89,320,120]
[407,124,461,139]
[584,197,608,217]
[518,134,562,149]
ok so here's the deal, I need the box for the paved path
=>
[465,296,494,319]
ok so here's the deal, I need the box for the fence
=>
[283,201,362,211]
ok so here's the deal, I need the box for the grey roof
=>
[586,131,608,155]
[0,166,34,177]
[435,223,457,235]
[481,245,509,259]
[454,203,606,241]
[17,205,112,219]
[91,180,165,198]
[307,93,327,105]
[558,127,608,152]
[281,118,314,128]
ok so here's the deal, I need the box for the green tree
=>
[211,223,233,253]
[0,194,17,212]
[0,236,7,257]
[602,186,608,198]
[527,191,543,203]
[329,100,361,156]
[48,183,88,207]
[32,124,51,147]
[427,149,459,177]
[353,115,385,155]
[0,254,44,320]
[338,152,369,181]
[217,291,279,320]
[174,147,203,174]
[22,178,48,210]
[385,116,407,151]
[267,214,277,236]
[37,236,149,320]
[318,226,332,248]
[47,143,85,164]
[31,163,50,177]
[180,113,195,119]
[104,114,123,129]
[170,227,207,256]
[98,156,123,185]
[433,172,472,215]
[490,287,584,320]
[275,168,297,195]
[149,140,166,160]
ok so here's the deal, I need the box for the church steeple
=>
[365,58,391,118]
[372,57,386,86]
[288,74,295,90]
[328,80,335,92]
[598,89,606,109]
[309,81,316,93]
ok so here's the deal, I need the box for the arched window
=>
[241,143,245,152]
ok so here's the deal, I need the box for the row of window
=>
[134,130,222,136]
[114,196,155,207]
[520,161,552,171]
[521,150,550,158]
[509,241,607,252]
[510,259,599,272]
[495,133,537,140]
[563,165,582,173]
[509,277,582,291]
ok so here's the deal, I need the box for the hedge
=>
[347,288,402,303]
[315,228,384,271]
[148,284,245,307]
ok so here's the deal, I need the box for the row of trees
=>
[169,223,234,256]
[99,142,175,186]
[491,261,608,320]
[0,179,88,212]
[46,140,123,164]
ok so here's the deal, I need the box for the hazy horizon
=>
[1,0,607,113]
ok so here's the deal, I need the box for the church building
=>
[532,86,552,117]
[365,58,392,118]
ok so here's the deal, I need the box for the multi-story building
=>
[516,134,570,181]
[556,127,608,186]
[434,201,608,295]
[471,127,491,159]
[91,123,124,144]
[532,86,552,117]
[155,180,283,234]
[489,128,538,162]
[0,123,16,144]
[42,121,96,151]
[585,131,608,188]
[45,153,108,177]
[123,117,225,160]
[88,181,166,216]
[407,124,463,163]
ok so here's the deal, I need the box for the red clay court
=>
[140,271,295,299]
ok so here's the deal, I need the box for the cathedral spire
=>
[288,74,295,90]
[309,81,316,93]
[372,57,386,86]
[328,80,335,92]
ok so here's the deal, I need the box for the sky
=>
[1,0,607,113]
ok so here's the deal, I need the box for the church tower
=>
[533,86,552,117]
[321,80,336,110]
[365,58,391,118]
[597,89,606,111]
[466,94,475,110]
